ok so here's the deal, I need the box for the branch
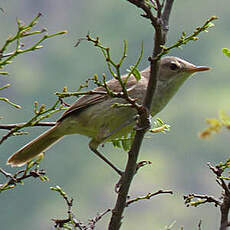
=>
[0,122,56,130]
[108,1,174,229]
[0,98,66,145]
[220,192,230,230]
[75,34,145,116]
[0,160,48,193]
[184,193,221,207]
[0,84,21,108]
[0,13,67,110]
[207,162,230,230]
[126,189,173,206]
[185,160,230,230]
[125,0,158,27]
[161,0,174,42]
[51,185,111,230]
[0,13,67,67]
[51,186,82,229]
[0,96,21,109]
[158,16,217,58]
[51,186,172,229]
[144,0,176,117]
[87,209,111,230]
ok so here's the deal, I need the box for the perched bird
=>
[7,56,210,173]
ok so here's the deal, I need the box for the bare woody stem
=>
[220,192,230,230]
[207,162,230,230]
[185,162,230,230]
[108,1,174,229]
[0,122,56,130]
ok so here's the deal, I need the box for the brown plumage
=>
[7,57,210,168]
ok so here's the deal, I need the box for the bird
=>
[7,56,210,174]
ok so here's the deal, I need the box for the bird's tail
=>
[7,125,64,167]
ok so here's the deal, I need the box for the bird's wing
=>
[58,74,141,121]
[58,88,108,121]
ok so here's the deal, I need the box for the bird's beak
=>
[186,65,210,73]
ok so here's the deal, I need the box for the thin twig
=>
[0,129,15,145]
[126,0,158,27]
[51,186,111,230]
[185,160,230,230]
[0,162,47,193]
[184,193,221,207]
[0,98,66,144]
[198,220,202,230]
[126,190,173,206]
[0,122,56,130]
[88,209,111,230]
[51,186,82,229]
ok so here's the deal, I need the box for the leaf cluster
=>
[199,110,230,139]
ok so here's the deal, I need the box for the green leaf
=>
[111,130,135,151]
[111,139,121,148]
[127,66,141,81]
[225,158,230,168]
[121,138,131,151]
[219,110,230,126]
[222,48,230,58]
[207,22,215,28]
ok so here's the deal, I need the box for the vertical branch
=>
[220,192,230,230]
[108,1,174,229]
[145,0,175,110]
[219,179,230,230]
[207,162,230,230]
[109,121,147,230]
[161,0,174,43]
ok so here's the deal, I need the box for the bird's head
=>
[150,56,210,115]
[158,56,210,83]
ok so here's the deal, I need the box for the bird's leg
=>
[89,141,123,176]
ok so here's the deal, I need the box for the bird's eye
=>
[169,63,179,71]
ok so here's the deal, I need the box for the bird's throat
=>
[150,75,190,116]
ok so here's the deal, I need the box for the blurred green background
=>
[0,0,230,229]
